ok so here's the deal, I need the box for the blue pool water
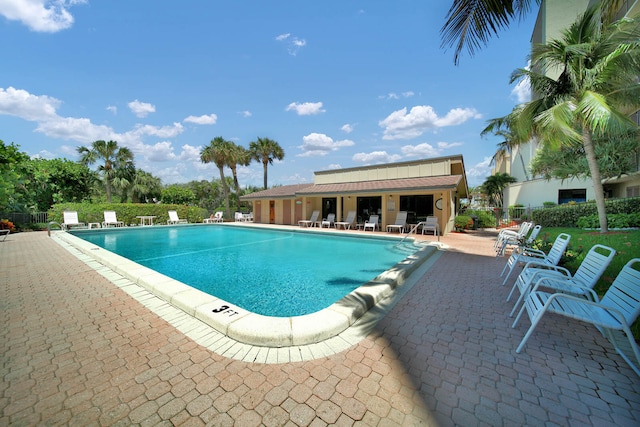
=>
[71,225,419,317]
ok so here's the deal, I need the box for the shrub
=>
[464,209,496,228]
[577,213,640,229]
[532,197,640,227]
[49,203,207,226]
[454,215,473,231]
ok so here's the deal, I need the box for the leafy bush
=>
[532,197,640,227]
[454,215,473,231]
[49,203,207,226]
[464,209,496,228]
[577,213,640,229]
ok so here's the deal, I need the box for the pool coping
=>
[52,223,442,350]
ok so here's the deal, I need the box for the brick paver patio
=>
[2,229,639,426]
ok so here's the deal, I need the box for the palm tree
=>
[249,137,285,190]
[482,109,530,180]
[226,143,251,196]
[77,140,134,203]
[481,172,517,208]
[440,0,624,64]
[201,137,233,218]
[508,5,640,232]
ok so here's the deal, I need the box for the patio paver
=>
[1,229,639,426]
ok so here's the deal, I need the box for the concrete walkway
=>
[1,229,639,426]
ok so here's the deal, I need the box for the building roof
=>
[240,176,462,200]
[240,184,313,200]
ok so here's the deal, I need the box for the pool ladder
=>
[47,221,62,237]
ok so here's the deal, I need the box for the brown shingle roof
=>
[240,184,313,200]
[240,176,462,200]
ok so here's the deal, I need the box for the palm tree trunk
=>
[262,161,268,190]
[218,167,231,219]
[105,181,112,203]
[582,128,608,233]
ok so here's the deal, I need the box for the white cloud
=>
[341,123,354,133]
[275,32,306,56]
[0,0,85,32]
[511,61,531,103]
[327,163,342,170]
[106,105,117,114]
[297,132,354,157]
[465,156,493,186]
[239,110,252,118]
[286,101,325,116]
[379,91,415,100]
[128,99,155,118]
[183,113,217,125]
[144,141,176,162]
[0,86,59,120]
[352,151,402,164]
[379,105,481,140]
[400,141,464,158]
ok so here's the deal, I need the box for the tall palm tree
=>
[77,140,134,203]
[508,5,640,232]
[481,172,517,208]
[201,137,233,218]
[482,110,530,180]
[440,0,624,64]
[226,143,251,196]
[249,137,285,190]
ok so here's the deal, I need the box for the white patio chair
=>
[386,211,407,233]
[335,211,356,230]
[508,244,616,317]
[298,210,320,228]
[62,210,85,231]
[167,210,188,224]
[363,215,379,232]
[321,213,336,228]
[421,216,439,236]
[495,221,533,256]
[500,232,570,286]
[513,258,640,376]
[102,210,125,228]
[204,211,223,223]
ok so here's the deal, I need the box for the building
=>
[240,155,468,235]
[498,0,640,208]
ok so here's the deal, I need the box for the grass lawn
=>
[530,227,640,339]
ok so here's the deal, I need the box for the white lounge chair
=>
[513,258,640,376]
[363,215,379,232]
[243,212,253,222]
[321,213,335,228]
[167,210,188,225]
[495,221,533,256]
[204,211,223,223]
[335,211,356,230]
[102,210,124,228]
[508,244,617,318]
[386,211,407,233]
[298,210,320,228]
[421,216,439,236]
[500,232,570,286]
[62,211,85,231]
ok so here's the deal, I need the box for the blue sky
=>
[0,0,535,188]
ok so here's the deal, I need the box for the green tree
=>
[227,143,250,196]
[0,140,30,211]
[481,172,517,208]
[249,137,285,190]
[508,5,640,232]
[201,137,233,218]
[440,0,624,64]
[482,110,531,180]
[160,185,196,205]
[27,158,96,211]
[76,140,135,203]
[126,169,162,203]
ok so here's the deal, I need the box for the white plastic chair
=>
[386,211,407,233]
[508,244,616,317]
[335,211,356,230]
[102,210,125,228]
[298,210,320,228]
[500,232,570,286]
[513,258,640,376]
[421,216,439,236]
[495,221,532,256]
[321,213,335,228]
[167,210,188,224]
[62,211,85,231]
[363,215,379,232]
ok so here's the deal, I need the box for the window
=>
[356,196,382,223]
[558,189,586,204]
[399,195,434,223]
[627,186,640,198]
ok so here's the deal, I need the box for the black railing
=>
[0,212,49,224]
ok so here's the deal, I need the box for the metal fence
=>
[1,212,49,224]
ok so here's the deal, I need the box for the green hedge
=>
[531,197,640,227]
[49,203,207,226]
[576,212,640,229]
[464,209,497,228]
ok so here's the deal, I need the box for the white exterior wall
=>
[505,177,595,208]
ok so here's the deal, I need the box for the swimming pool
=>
[70,225,419,316]
[57,223,438,347]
